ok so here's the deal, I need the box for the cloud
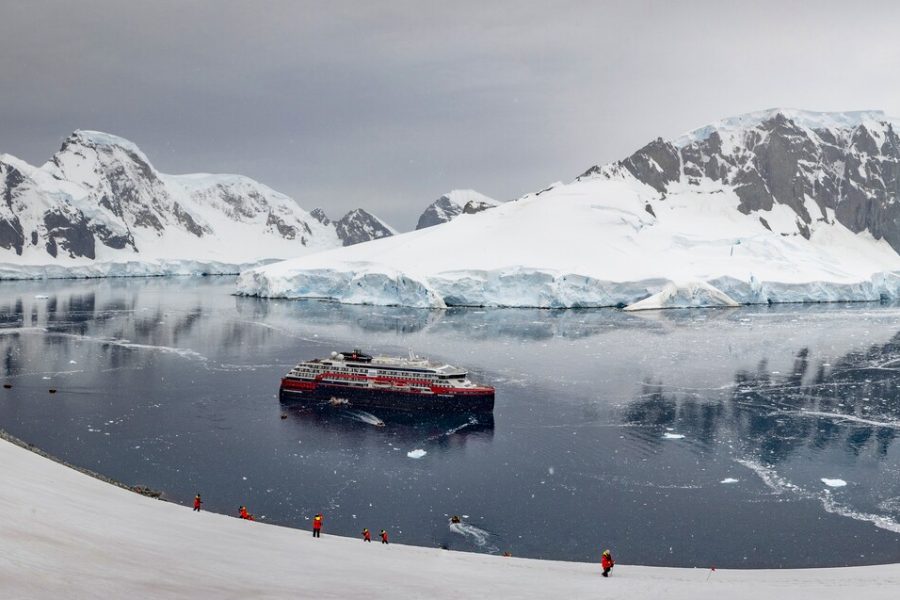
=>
[3,0,900,230]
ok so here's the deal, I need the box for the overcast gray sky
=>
[3,0,900,230]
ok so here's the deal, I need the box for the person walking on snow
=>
[380,529,389,544]
[601,549,615,577]
[193,494,202,512]
[362,528,371,542]
[239,506,255,521]
[313,513,323,538]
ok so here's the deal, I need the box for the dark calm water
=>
[2,277,900,568]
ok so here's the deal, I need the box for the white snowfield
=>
[1,438,899,599]
[237,173,900,308]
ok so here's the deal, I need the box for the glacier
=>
[237,163,900,308]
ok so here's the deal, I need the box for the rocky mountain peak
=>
[579,108,900,251]
[334,208,395,246]
[310,208,331,226]
[415,189,500,229]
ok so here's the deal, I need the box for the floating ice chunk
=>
[407,449,427,459]
[662,433,685,439]
[821,478,847,488]
[721,478,739,484]
[69,360,77,364]
[625,280,739,311]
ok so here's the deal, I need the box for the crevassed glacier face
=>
[235,261,900,310]
[235,266,444,308]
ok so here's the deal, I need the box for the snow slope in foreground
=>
[237,175,900,308]
[1,438,899,599]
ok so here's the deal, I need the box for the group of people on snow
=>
[312,513,388,543]
[191,492,613,577]
[194,497,392,546]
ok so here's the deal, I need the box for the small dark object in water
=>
[2,383,11,389]
[48,388,57,394]
[280,413,288,419]
[450,515,461,524]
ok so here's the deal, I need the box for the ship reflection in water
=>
[282,402,495,449]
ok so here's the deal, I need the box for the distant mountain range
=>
[238,108,900,309]
[0,130,395,276]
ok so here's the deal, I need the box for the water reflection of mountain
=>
[0,278,284,380]
[235,293,900,344]
[282,404,495,449]
[623,333,900,462]
[234,296,444,334]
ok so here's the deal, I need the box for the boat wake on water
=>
[449,520,500,553]
[425,416,480,441]
[342,409,385,427]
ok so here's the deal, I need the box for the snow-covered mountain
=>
[312,207,396,246]
[237,109,900,309]
[415,190,500,229]
[0,131,392,277]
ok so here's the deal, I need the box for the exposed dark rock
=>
[218,187,262,219]
[91,223,135,251]
[265,212,298,240]
[310,208,331,225]
[132,209,164,232]
[0,218,24,255]
[2,165,25,207]
[733,169,774,214]
[43,211,96,259]
[416,192,498,229]
[605,111,900,251]
[98,195,123,218]
[172,203,206,237]
[462,200,496,215]
[619,138,680,193]
[335,209,394,246]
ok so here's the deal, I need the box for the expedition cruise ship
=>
[279,350,495,412]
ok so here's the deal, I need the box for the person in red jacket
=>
[601,549,615,577]
[239,506,254,521]
[380,529,389,544]
[193,494,202,512]
[362,528,371,542]
[313,513,323,538]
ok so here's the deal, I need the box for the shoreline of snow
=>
[0,259,280,281]
[2,435,900,598]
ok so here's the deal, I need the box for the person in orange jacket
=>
[239,506,255,521]
[313,513,323,538]
[380,529,389,544]
[193,494,202,512]
[362,528,371,542]
[601,549,615,577]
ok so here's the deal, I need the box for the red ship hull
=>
[279,377,495,412]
